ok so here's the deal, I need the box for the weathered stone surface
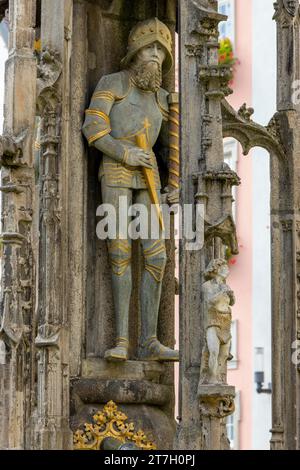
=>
[82,358,165,381]
[0,0,36,451]
[71,378,172,406]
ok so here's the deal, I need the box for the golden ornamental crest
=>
[73,400,156,450]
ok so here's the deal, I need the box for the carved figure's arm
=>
[82,74,127,162]
[82,73,151,169]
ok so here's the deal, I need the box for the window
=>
[218,0,235,45]
[223,138,238,221]
[226,390,240,449]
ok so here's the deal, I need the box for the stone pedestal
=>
[70,359,175,450]
[198,385,235,450]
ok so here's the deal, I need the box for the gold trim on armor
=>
[144,263,164,282]
[88,128,111,145]
[110,258,131,276]
[143,240,162,254]
[144,245,166,259]
[115,126,147,142]
[92,91,115,102]
[108,239,132,255]
[92,82,132,104]
[143,241,166,282]
[85,109,110,124]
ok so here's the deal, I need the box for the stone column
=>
[31,0,73,450]
[0,0,37,450]
[271,0,300,450]
[175,0,237,450]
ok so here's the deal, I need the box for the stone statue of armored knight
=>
[200,259,235,384]
[82,18,179,362]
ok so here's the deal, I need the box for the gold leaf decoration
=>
[73,400,156,450]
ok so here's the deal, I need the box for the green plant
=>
[218,38,239,84]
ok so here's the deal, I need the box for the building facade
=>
[220,0,275,450]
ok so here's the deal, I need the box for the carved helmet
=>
[121,17,173,75]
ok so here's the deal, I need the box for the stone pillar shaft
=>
[0,0,37,450]
[175,0,236,450]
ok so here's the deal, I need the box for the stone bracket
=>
[198,384,235,418]
[222,99,287,160]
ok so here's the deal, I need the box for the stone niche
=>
[68,0,178,449]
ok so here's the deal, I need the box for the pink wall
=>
[227,0,253,450]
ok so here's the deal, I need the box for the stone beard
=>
[128,60,163,93]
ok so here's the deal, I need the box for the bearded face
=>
[127,41,166,92]
[129,60,163,93]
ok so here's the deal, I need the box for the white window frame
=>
[218,0,236,46]
[223,138,238,221]
[226,390,241,449]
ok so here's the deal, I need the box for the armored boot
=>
[104,239,132,362]
[105,337,129,362]
[140,336,179,362]
[139,239,179,362]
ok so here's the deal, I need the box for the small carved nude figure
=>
[200,259,235,385]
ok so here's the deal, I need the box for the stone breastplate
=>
[101,83,165,189]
